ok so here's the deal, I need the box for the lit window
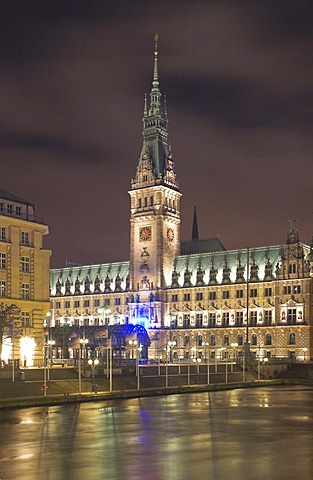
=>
[0,227,6,241]
[293,285,301,294]
[0,281,6,297]
[21,232,29,245]
[22,283,30,299]
[22,312,30,327]
[21,256,30,273]
[0,253,6,269]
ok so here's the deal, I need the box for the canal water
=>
[0,385,312,480]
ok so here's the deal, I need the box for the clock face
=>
[167,227,174,242]
[139,226,152,242]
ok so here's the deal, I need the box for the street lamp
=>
[88,358,99,392]
[79,338,89,395]
[129,340,140,389]
[203,342,210,384]
[230,343,238,373]
[47,340,55,380]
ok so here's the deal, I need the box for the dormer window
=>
[16,206,21,216]
[7,204,13,214]
[143,175,148,182]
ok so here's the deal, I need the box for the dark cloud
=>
[0,0,312,267]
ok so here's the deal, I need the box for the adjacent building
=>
[50,38,313,363]
[0,189,51,366]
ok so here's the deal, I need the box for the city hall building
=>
[50,39,313,363]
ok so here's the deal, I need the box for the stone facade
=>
[0,189,51,366]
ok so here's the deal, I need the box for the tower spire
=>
[192,206,199,240]
[149,33,161,115]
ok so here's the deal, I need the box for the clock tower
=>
[129,35,181,326]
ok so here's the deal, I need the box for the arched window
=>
[237,334,243,346]
[197,334,203,346]
[138,198,142,208]
[210,334,216,346]
[265,333,272,346]
[184,335,190,347]
[224,335,229,346]
[251,334,257,346]
[289,332,296,345]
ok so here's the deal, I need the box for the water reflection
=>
[0,386,313,479]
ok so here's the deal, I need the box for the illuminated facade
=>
[50,38,313,362]
[0,189,51,366]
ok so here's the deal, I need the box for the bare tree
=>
[0,303,21,365]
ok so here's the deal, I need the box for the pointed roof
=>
[132,35,179,190]
[192,206,199,240]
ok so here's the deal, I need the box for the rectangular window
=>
[94,299,100,307]
[172,294,178,302]
[209,291,216,300]
[104,298,110,306]
[0,281,6,297]
[196,292,203,301]
[223,312,229,326]
[84,300,90,308]
[0,253,6,269]
[236,311,243,326]
[22,283,30,299]
[287,308,297,324]
[236,289,243,298]
[7,204,13,214]
[250,288,257,297]
[283,285,292,295]
[184,293,190,302]
[21,231,29,245]
[15,206,21,216]
[250,311,257,326]
[21,256,30,273]
[196,313,203,326]
[144,197,147,207]
[65,301,70,309]
[115,298,121,306]
[264,287,272,297]
[0,227,6,241]
[74,300,80,308]
[209,312,216,326]
[264,310,272,325]
[55,301,61,309]
[222,290,229,299]
[150,196,154,206]
[293,285,301,294]
[22,312,30,327]
[0,203,3,212]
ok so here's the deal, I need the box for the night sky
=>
[1,1,312,268]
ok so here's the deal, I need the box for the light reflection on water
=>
[0,386,313,480]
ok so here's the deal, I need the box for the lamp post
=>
[230,343,238,373]
[166,340,176,387]
[263,357,268,378]
[129,340,139,389]
[47,340,55,380]
[79,338,89,395]
[88,358,99,392]
[203,342,210,384]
